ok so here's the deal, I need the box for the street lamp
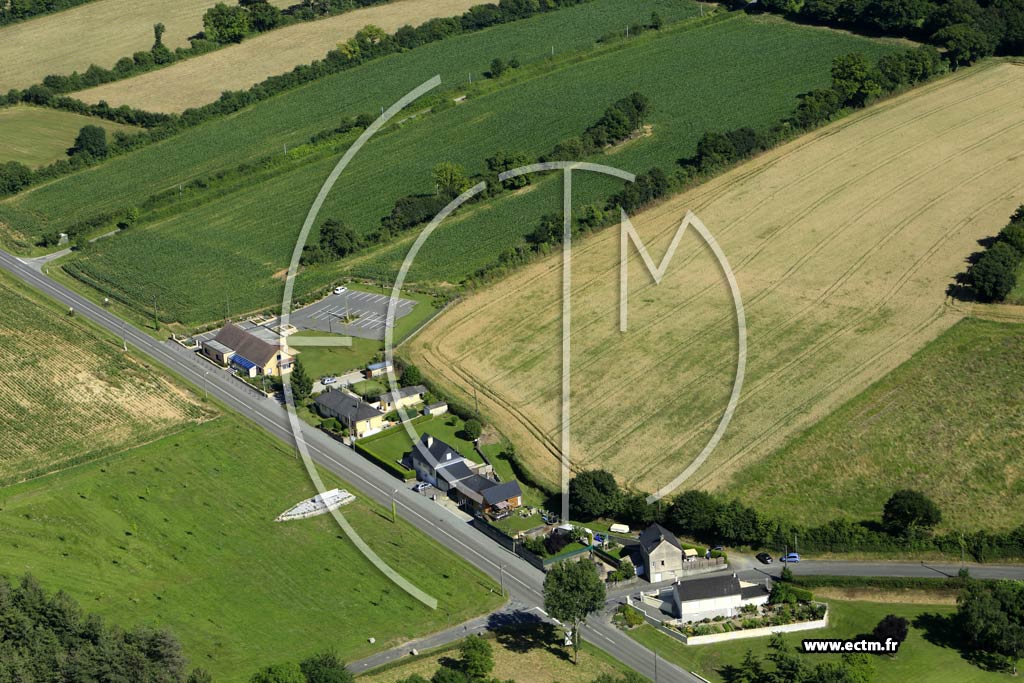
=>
[391,488,399,523]
[204,371,209,400]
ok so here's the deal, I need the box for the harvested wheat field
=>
[0,273,211,485]
[0,0,290,92]
[76,0,481,113]
[407,62,1024,496]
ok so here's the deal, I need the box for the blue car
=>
[779,553,801,563]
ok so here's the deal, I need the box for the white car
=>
[413,482,430,492]
[321,376,337,385]
[333,286,347,295]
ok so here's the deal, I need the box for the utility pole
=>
[499,564,505,596]
[121,323,127,352]
[204,371,209,400]
[654,650,658,683]
[391,488,398,523]
[474,385,479,414]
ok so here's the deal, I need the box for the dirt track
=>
[407,62,1024,494]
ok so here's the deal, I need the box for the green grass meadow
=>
[0,415,503,681]
[0,0,699,246]
[729,317,1024,531]
[629,599,1005,683]
[0,105,140,168]
[48,11,899,328]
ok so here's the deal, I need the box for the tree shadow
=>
[487,612,572,663]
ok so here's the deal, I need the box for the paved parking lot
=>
[288,289,418,340]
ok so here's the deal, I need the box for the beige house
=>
[201,322,294,377]
[373,385,427,413]
[314,389,386,439]
[639,523,684,582]
[671,573,770,622]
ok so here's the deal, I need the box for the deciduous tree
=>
[542,560,606,663]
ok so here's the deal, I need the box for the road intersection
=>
[3,248,1023,682]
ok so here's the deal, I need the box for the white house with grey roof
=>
[373,384,427,413]
[671,573,770,622]
[314,389,386,439]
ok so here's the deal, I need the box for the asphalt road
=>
[5,249,1024,683]
[0,249,703,683]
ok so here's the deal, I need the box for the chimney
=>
[445,452,451,461]
[425,435,434,448]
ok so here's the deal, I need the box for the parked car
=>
[322,376,337,385]
[755,552,773,564]
[413,482,429,492]
[779,552,801,563]
[333,286,347,295]
[712,545,724,552]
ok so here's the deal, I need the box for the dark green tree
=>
[400,363,423,386]
[970,241,1020,302]
[249,662,305,683]
[872,614,909,651]
[542,560,606,663]
[299,650,353,683]
[245,0,282,32]
[204,3,250,43]
[457,635,494,681]
[831,52,882,106]
[666,490,720,536]
[882,489,942,536]
[933,23,996,66]
[290,357,313,402]
[463,418,482,441]
[188,669,214,683]
[489,57,506,78]
[568,469,620,520]
[71,125,108,158]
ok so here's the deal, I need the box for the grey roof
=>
[210,323,282,366]
[315,390,383,423]
[367,361,392,371]
[639,523,682,553]
[482,480,523,506]
[675,574,742,603]
[454,474,493,504]
[375,385,427,402]
[425,402,448,410]
[204,340,232,355]
[414,434,466,469]
[437,460,475,484]
[740,584,769,600]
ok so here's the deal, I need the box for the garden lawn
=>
[627,599,1005,683]
[359,415,484,465]
[0,0,699,247]
[0,415,502,682]
[0,105,140,168]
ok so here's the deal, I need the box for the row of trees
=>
[247,650,354,683]
[967,205,1024,301]
[544,92,651,161]
[0,0,94,27]
[723,0,1024,65]
[0,0,596,203]
[687,47,945,175]
[0,573,209,682]
[727,633,876,683]
[567,469,1024,560]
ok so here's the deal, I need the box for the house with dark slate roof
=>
[671,573,770,621]
[407,434,523,517]
[639,523,685,582]
[314,389,385,439]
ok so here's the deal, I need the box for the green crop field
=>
[0,105,140,168]
[729,317,1024,531]
[0,270,209,485]
[628,599,1004,683]
[53,11,898,327]
[0,0,698,248]
[0,415,503,681]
